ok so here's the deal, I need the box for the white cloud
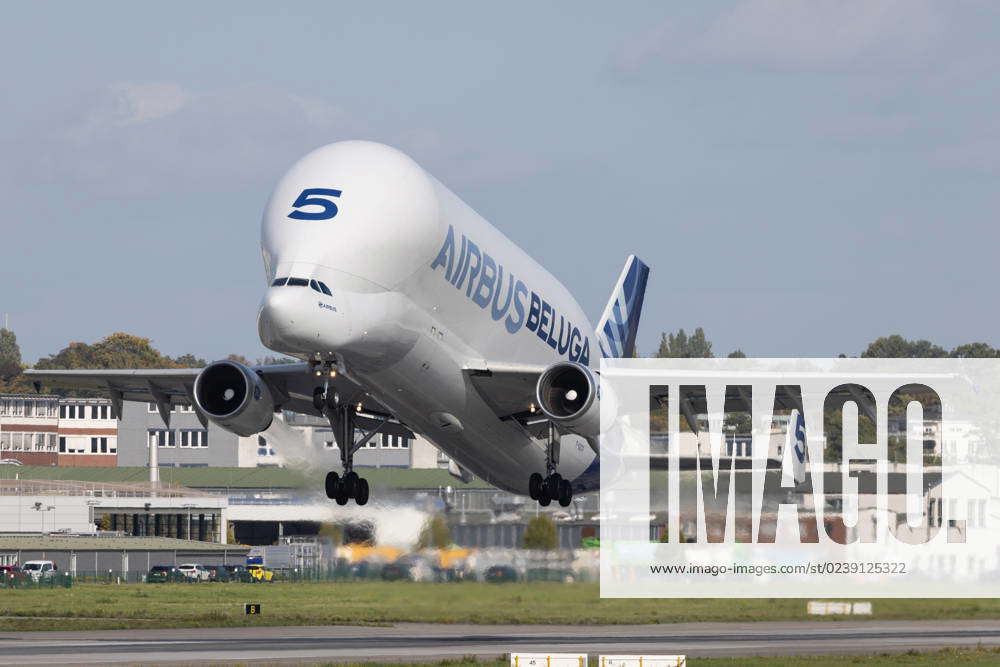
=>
[613,0,947,73]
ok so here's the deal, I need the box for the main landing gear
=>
[528,423,573,507]
[314,381,384,507]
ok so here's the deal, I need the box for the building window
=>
[148,429,175,448]
[180,429,208,447]
[91,437,98,454]
[58,436,66,453]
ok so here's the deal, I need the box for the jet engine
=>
[535,361,602,438]
[193,360,275,436]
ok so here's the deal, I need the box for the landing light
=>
[328,369,337,378]
[356,402,363,413]
[528,403,537,413]
[314,369,322,377]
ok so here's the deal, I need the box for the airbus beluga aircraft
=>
[27,141,649,508]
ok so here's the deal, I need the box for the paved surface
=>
[1,620,1000,664]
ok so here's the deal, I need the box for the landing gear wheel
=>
[355,478,370,505]
[528,473,543,501]
[538,489,551,507]
[324,471,340,499]
[558,478,573,507]
[545,472,563,499]
[312,387,325,412]
[334,483,349,506]
[343,471,359,498]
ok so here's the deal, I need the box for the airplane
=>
[26,140,649,508]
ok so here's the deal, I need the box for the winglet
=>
[596,255,650,358]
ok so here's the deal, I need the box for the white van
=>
[176,563,211,581]
[22,560,57,581]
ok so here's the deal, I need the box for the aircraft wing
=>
[25,364,411,437]
[465,362,546,423]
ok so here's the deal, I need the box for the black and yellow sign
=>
[244,603,261,615]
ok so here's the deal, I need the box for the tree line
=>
[1,327,999,395]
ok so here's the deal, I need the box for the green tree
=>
[950,342,998,358]
[522,515,558,550]
[226,353,251,366]
[417,515,451,549]
[172,353,208,367]
[35,333,179,370]
[861,335,947,358]
[0,328,22,379]
[727,349,747,358]
[657,327,714,358]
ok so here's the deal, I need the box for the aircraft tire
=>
[343,471,359,497]
[312,388,324,412]
[528,473,543,500]
[324,471,340,499]
[545,472,562,499]
[538,489,551,507]
[355,478,370,505]
[558,479,572,507]
[335,484,350,505]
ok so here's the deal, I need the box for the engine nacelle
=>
[193,360,275,437]
[536,361,602,438]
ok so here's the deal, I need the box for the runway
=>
[2,620,1000,664]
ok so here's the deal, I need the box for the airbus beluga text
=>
[28,141,649,507]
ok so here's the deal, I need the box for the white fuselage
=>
[256,141,597,494]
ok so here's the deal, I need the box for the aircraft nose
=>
[257,287,301,349]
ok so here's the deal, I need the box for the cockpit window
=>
[309,279,321,293]
[286,277,308,287]
[318,282,332,296]
[271,277,288,287]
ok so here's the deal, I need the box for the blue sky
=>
[2,1,998,362]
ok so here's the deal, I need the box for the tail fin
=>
[596,255,650,358]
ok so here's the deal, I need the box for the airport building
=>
[1,393,447,471]
[0,394,118,466]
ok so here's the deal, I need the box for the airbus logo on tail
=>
[431,225,590,365]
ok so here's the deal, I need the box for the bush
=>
[522,515,558,550]
[417,515,451,549]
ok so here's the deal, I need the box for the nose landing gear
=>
[528,424,573,507]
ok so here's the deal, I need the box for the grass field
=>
[2,581,1000,632]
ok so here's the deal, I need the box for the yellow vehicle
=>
[246,564,275,582]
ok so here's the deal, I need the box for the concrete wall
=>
[0,496,92,533]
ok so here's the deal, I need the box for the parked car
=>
[176,563,211,581]
[0,565,26,584]
[246,564,275,582]
[0,458,22,466]
[221,565,252,582]
[146,566,183,583]
[21,560,57,582]
[483,565,518,583]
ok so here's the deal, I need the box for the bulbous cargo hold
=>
[193,360,275,436]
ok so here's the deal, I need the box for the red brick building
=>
[0,394,118,466]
